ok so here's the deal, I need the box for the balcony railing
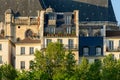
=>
[41,44,78,51]
[106,46,120,52]
[44,33,76,37]
[80,21,117,26]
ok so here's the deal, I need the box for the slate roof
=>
[0,0,43,21]
[43,0,116,22]
[106,31,120,37]
[0,0,117,22]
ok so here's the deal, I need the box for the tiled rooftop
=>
[43,0,116,22]
[0,0,43,21]
[0,0,116,23]
[16,38,40,43]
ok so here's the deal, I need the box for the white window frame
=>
[83,47,89,56]
[96,47,102,56]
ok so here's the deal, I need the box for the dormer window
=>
[49,13,56,20]
[64,15,72,25]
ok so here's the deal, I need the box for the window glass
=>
[29,61,34,69]
[68,39,74,49]
[30,47,34,54]
[57,39,62,44]
[0,56,2,64]
[96,47,101,56]
[46,39,52,46]
[21,61,25,69]
[0,44,2,50]
[83,47,89,56]
[21,47,25,55]
[109,40,114,50]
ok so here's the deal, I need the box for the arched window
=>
[25,29,33,38]
[83,47,89,56]
[96,47,102,56]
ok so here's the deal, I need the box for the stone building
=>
[0,0,119,69]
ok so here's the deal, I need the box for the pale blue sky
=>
[111,0,120,25]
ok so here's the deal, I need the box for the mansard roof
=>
[42,0,117,22]
[106,30,120,37]
[0,0,117,23]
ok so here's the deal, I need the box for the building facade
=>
[0,0,119,70]
[0,35,15,66]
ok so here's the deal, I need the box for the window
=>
[68,39,74,49]
[21,61,25,69]
[109,40,114,50]
[0,56,2,64]
[119,40,120,47]
[29,61,34,69]
[21,47,25,55]
[96,47,102,56]
[49,27,55,34]
[30,47,34,54]
[65,15,71,24]
[49,13,56,20]
[25,29,33,38]
[57,39,62,44]
[0,44,2,50]
[83,47,89,56]
[46,39,52,46]
[119,54,120,59]
[66,27,71,34]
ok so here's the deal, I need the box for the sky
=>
[111,0,120,25]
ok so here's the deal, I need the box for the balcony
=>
[106,46,120,52]
[44,33,76,37]
[41,44,78,51]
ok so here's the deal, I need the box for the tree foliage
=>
[0,43,120,80]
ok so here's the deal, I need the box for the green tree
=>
[101,54,118,80]
[115,59,120,80]
[1,64,17,80]
[88,59,101,80]
[33,42,77,80]
[76,57,90,80]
